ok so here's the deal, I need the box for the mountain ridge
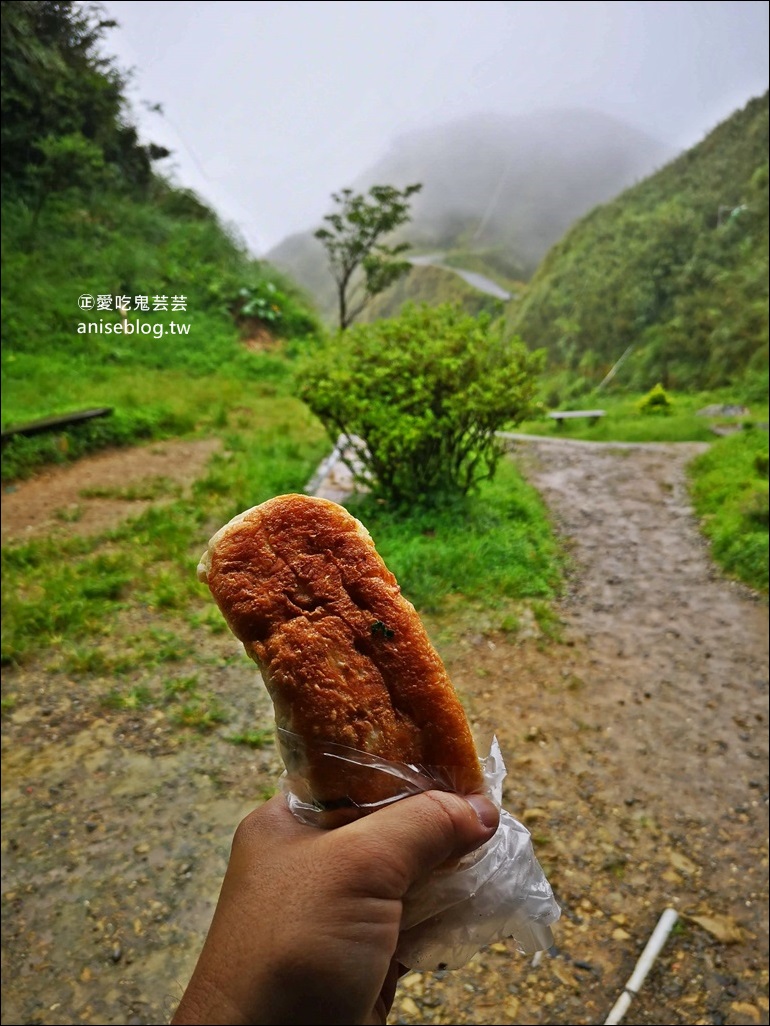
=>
[508,91,769,392]
[267,107,671,320]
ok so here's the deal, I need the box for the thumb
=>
[338,790,500,899]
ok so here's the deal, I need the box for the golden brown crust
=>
[198,494,483,809]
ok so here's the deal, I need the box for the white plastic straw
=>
[603,907,679,1025]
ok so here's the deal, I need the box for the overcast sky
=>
[102,1,769,255]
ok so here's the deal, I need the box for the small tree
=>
[314,183,422,329]
[297,303,544,507]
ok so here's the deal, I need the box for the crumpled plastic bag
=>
[277,729,561,971]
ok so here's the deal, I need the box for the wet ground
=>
[1,436,767,1025]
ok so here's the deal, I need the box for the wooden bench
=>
[548,409,606,428]
[1,407,114,443]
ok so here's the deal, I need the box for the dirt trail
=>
[1,439,221,543]
[1,437,767,1026]
[508,435,767,820]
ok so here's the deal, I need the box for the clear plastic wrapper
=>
[277,729,561,970]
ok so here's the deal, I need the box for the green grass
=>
[101,672,230,734]
[79,476,182,501]
[169,695,229,732]
[0,374,566,734]
[0,356,300,480]
[688,428,769,592]
[1,396,329,667]
[513,385,769,444]
[1,184,319,481]
[347,459,564,616]
[227,728,273,749]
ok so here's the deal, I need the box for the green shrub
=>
[296,304,543,507]
[637,382,674,414]
[231,279,318,340]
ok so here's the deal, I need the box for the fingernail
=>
[465,794,499,830]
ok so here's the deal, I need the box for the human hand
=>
[171,789,499,1025]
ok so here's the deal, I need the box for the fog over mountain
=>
[268,107,671,313]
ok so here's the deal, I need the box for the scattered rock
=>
[697,404,750,417]
[687,913,747,944]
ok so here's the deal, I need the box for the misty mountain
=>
[267,108,670,318]
[508,92,769,392]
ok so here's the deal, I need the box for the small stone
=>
[400,972,422,991]
[730,1002,760,1022]
[612,928,631,941]
[669,851,698,874]
[688,913,745,943]
[522,807,547,822]
[399,996,420,1016]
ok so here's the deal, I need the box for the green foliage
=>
[637,383,674,415]
[315,183,422,328]
[1,3,321,481]
[229,274,319,339]
[689,429,769,592]
[29,131,110,217]
[297,303,543,506]
[509,93,769,392]
[237,282,283,324]
[346,458,563,614]
[0,4,560,719]
[1,0,162,194]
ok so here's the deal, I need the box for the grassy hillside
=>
[361,263,506,322]
[509,93,769,394]
[1,1,321,479]
[1,182,319,479]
